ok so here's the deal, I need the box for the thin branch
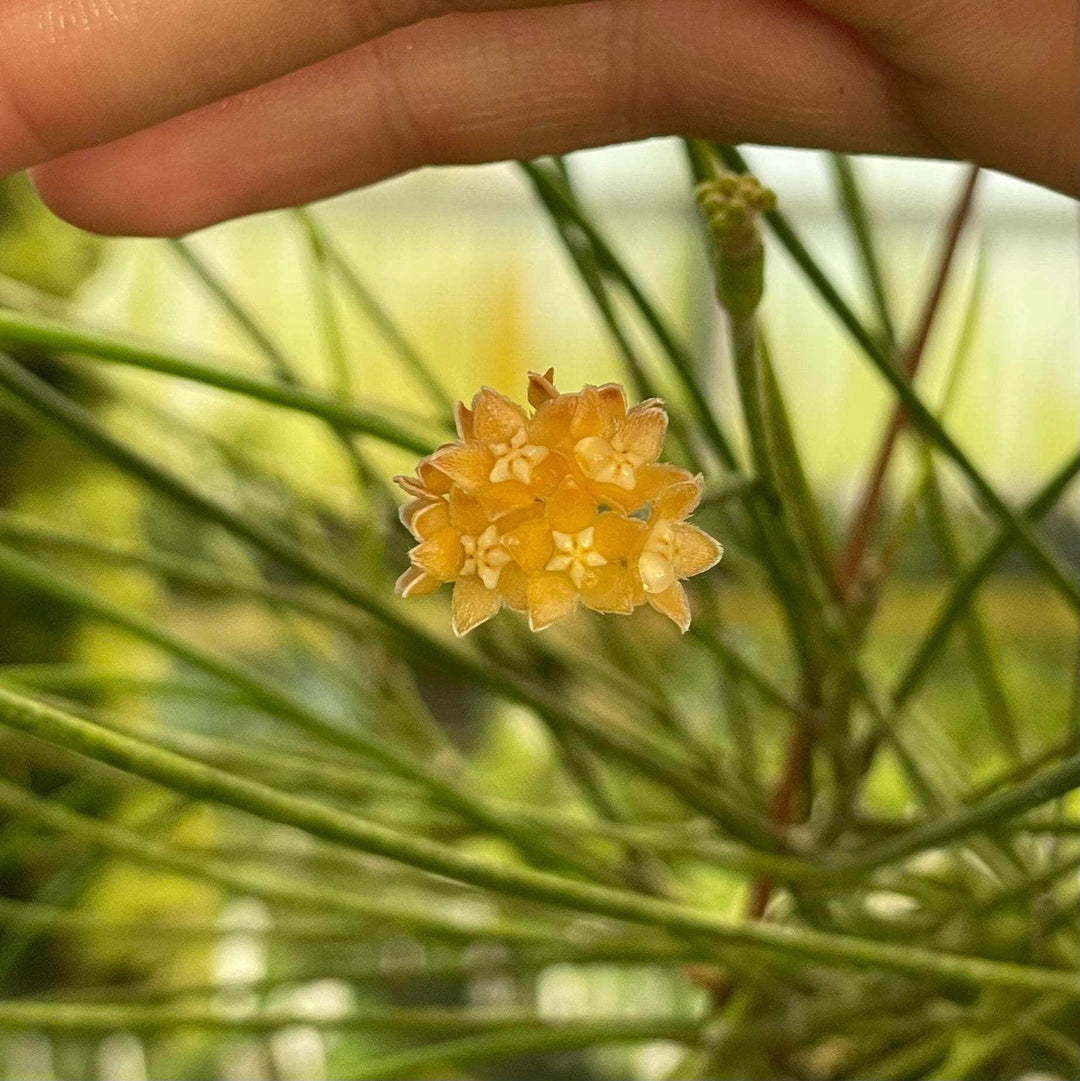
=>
[839,755,1080,874]
[835,166,980,599]
[1,680,1076,996]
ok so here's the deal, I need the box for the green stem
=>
[922,464,1020,757]
[690,627,802,717]
[521,159,706,473]
[829,154,896,346]
[962,735,1078,804]
[348,1024,700,1080]
[758,333,838,597]
[167,238,294,383]
[43,943,705,1007]
[925,994,1067,1081]
[865,241,987,610]
[3,677,823,887]
[0,540,611,881]
[0,662,250,703]
[7,698,424,803]
[0,685,1075,999]
[712,144,1079,611]
[520,159,738,470]
[699,474,763,508]
[0,307,436,454]
[0,898,437,942]
[294,210,353,401]
[727,312,828,704]
[975,854,1080,914]
[0,999,705,1039]
[0,775,567,948]
[893,450,1080,708]
[858,1031,951,1080]
[0,509,668,738]
[297,207,456,419]
[840,756,1080,874]
[293,205,397,516]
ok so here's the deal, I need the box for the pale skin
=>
[2,0,1075,237]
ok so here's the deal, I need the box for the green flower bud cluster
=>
[695,172,775,320]
[695,173,775,244]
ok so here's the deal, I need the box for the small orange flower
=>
[524,376,684,514]
[629,475,724,633]
[395,372,722,635]
[418,386,564,520]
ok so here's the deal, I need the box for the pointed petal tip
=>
[454,401,475,441]
[395,565,441,599]
[527,369,560,408]
[451,575,502,636]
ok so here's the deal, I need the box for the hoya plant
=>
[0,143,1075,1080]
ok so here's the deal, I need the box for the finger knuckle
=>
[598,3,659,139]
[367,34,440,167]
[0,35,55,160]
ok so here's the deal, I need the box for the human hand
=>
[6,0,1075,236]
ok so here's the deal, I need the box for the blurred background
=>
[0,142,1076,1080]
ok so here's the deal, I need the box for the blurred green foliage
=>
[0,175,102,299]
[0,150,1076,1081]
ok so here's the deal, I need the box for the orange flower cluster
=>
[394,371,723,636]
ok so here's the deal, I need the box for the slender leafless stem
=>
[834,166,981,601]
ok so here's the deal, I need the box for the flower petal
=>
[399,498,451,540]
[452,575,502,636]
[635,463,696,506]
[417,458,453,496]
[393,473,431,499]
[428,443,493,491]
[527,573,578,631]
[592,511,647,561]
[529,450,566,497]
[654,474,705,521]
[499,562,529,611]
[394,565,442,598]
[448,488,489,536]
[472,387,527,444]
[527,368,559,408]
[590,481,647,515]
[616,405,667,462]
[546,477,595,534]
[497,503,545,532]
[529,395,577,450]
[476,480,536,519]
[596,383,628,424]
[504,517,555,575]
[581,564,635,614]
[647,582,692,633]
[409,525,465,581]
[570,386,615,441]
[673,523,724,579]
[454,401,475,442]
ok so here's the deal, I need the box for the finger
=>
[0,0,574,174]
[803,0,1079,192]
[804,0,1056,78]
[34,0,943,236]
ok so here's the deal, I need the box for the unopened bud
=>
[696,172,775,320]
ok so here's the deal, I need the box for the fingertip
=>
[31,157,208,237]
[30,149,248,237]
